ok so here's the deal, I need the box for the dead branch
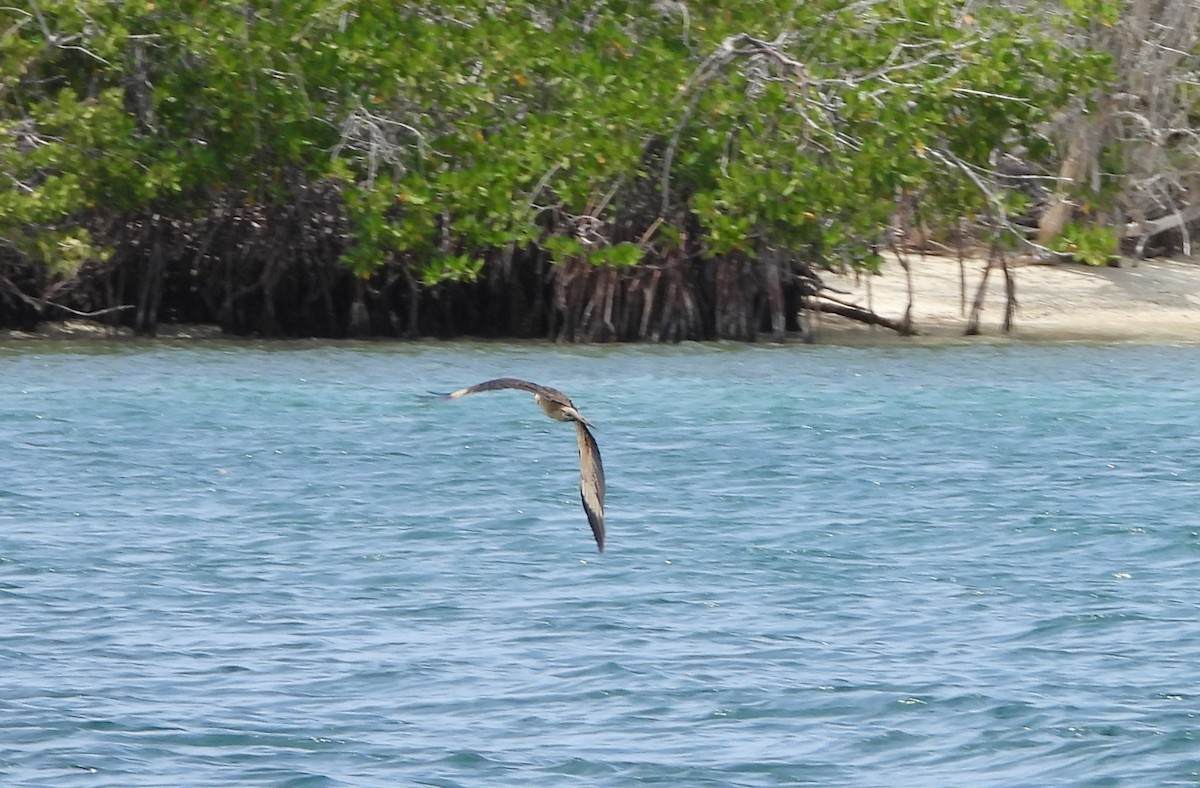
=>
[811,298,915,335]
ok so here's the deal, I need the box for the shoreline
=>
[6,256,1200,346]
[814,254,1200,344]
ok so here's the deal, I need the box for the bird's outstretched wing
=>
[575,421,606,552]
[444,378,551,400]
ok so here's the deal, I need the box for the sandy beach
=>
[816,255,1200,344]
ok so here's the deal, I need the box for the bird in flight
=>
[441,378,607,552]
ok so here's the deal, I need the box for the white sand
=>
[816,255,1200,344]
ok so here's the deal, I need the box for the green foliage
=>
[37,227,110,279]
[589,243,644,269]
[542,236,585,260]
[1051,223,1119,266]
[1,0,1115,287]
[677,0,1112,264]
[421,254,485,287]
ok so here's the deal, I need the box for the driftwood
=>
[1122,203,1200,257]
[811,299,915,335]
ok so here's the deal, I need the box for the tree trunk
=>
[965,259,993,336]
[1038,99,1112,245]
[760,243,787,341]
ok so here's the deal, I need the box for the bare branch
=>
[331,98,432,187]
[47,303,136,318]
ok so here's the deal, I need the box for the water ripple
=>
[3,342,1200,785]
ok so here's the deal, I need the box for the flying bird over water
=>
[441,378,607,552]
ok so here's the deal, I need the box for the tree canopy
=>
[2,0,1148,339]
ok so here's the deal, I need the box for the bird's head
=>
[563,406,594,429]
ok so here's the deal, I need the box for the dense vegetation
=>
[4,0,1188,340]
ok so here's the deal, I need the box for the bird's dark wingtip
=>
[582,491,605,553]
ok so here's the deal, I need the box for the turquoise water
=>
[3,340,1199,786]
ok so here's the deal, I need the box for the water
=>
[2,339,1199,786]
